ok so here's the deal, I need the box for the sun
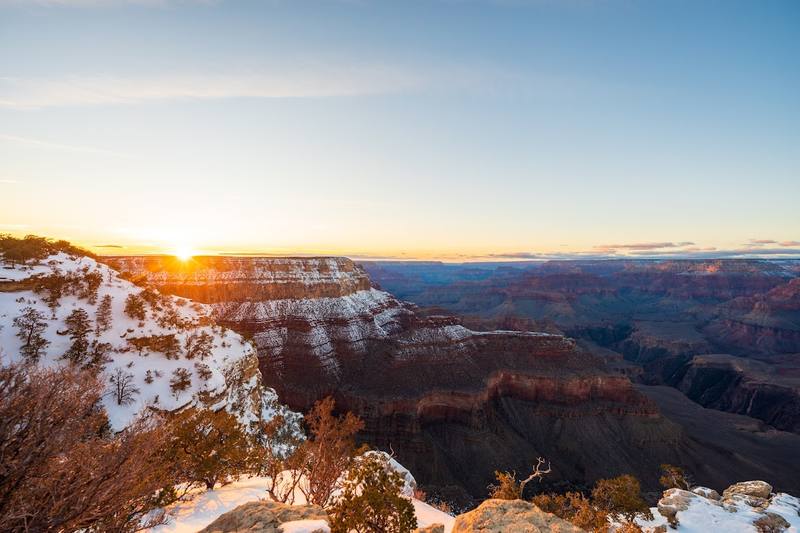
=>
[172,245,195,261]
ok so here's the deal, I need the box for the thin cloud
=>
[779,241,800,247]
[0,179,19,184]
[95,244,125,248]
[0,134,130,158]
[594,241,694,251]
[0,69,429,109]
[748,239,777,245]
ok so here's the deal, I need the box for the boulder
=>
[656,489,701,527]
[451,499,584,532]
[753,512,791,533]
[722,481,773,511]
[691,486,721,501]
[198,501,329,533]
[723,481,773,500]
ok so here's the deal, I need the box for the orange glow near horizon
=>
[172,245,196,261]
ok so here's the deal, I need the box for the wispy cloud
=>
[779,241,800,247]
[0,134,130,158]
[0,69,429,109]
[0,179,19,184]
[594,241,695,252]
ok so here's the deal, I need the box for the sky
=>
[1,0,798,260]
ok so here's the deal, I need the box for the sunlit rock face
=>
[105,256,723,498]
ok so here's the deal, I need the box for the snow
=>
[633,489,800,533]
[278,519,330,533]
[149,477,273,533]
[0,252,296,433]
[413,499,455,532]
[218,288,408,376]
[147,475,454,533]
[148,453,455,533]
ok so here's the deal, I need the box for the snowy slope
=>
[0,252,298,432]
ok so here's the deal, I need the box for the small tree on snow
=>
[169,368,192,398]
[95,294,113,334]
[194,362,213,381]
[185,331,214,360]
[80,271,103,304]
[109,368,140,406]
[124,293,146,321]
[13,307,50,363]
[85,341,112,372]
[63,308,92,366]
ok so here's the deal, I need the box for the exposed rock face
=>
[197,501,328,533]
[106,256,741,497]
[665,354,800,433]
[451,499,584,532]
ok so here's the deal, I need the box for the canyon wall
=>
[107,256,800,498]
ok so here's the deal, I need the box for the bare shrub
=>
[0,363,171,532]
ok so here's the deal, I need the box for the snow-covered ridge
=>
[0,252,298,432]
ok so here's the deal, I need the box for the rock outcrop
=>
[451,499,584,532]
[639,480,800,532]
[198,501,329,533]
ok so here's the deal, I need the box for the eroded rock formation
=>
[106,256,792,498]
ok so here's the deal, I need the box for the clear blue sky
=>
[1,0,798,259]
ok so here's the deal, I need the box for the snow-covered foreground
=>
[148,475,455,533]
[0,252,298,433]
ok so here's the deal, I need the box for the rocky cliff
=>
[665,354,800,433]
[107,256,799,498]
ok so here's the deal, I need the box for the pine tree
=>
[185,331,214,360]
[194,362,213,381]
[63,308,92,365]
[81,271,103,304]
[169,368,192,398]
[163,408,252,490]
[95,294,113,333]
[85,341,112,372]
[13,307,50,363]
[328,453,417,533]
[124,293,146,321]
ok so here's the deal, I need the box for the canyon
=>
[364,259,800,431]
[108,256,800,502]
